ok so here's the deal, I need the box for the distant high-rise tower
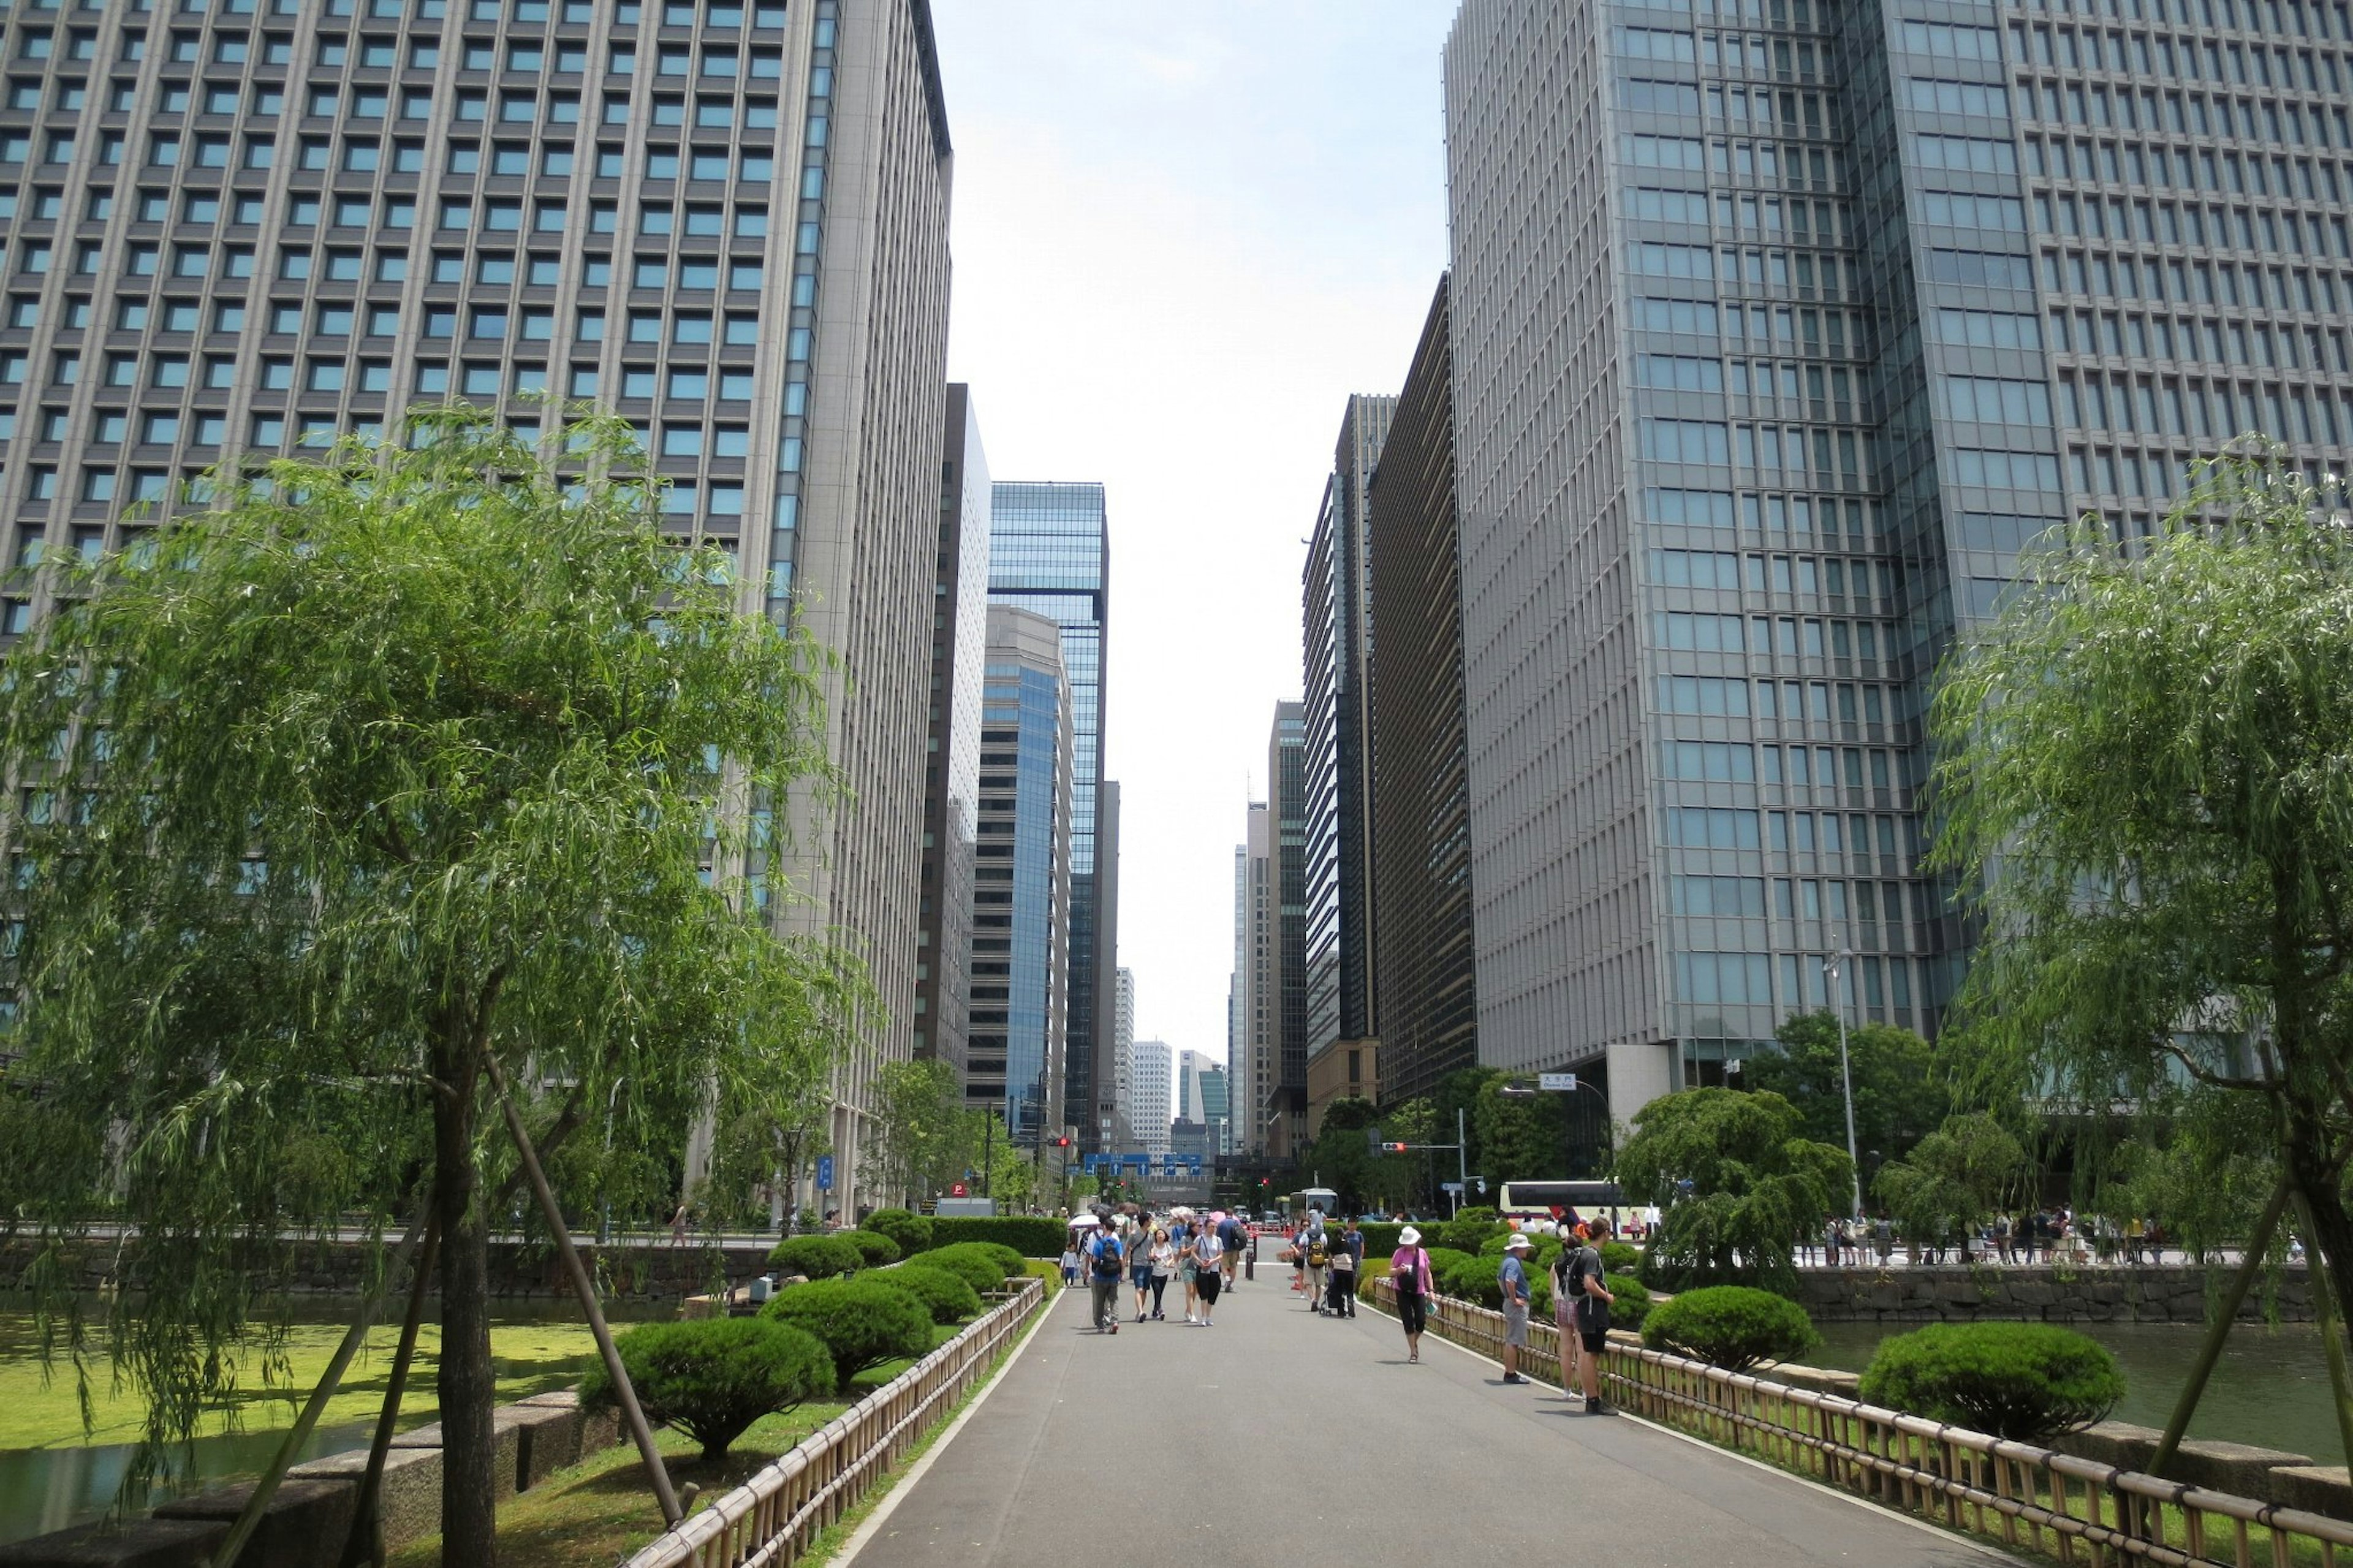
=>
[1132,1039,1173,1156]
[1266,703,1309,1158]
[1367,278,1479,1105]
[989,483,1116,1151]
[1443,0,2353,1134]
[0,1,958,1215]
[1111,966,1136,1143]
[917,386,993,1078]
[1303,395,1397,1086]
[1232,805,1271,1156]
[966,607,1074,1146]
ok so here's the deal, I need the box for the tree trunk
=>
[434,1017,499,1568]
[2282,1093,2353,1391]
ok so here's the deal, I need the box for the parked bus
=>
[1285,1187,1340,1224]
[1497,1180,1629,1233]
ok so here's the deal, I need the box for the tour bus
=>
[1497,1180,1629,1233]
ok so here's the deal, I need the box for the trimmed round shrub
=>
[1437,1214,1505,1252]
[1600,1240,1642,1275]
[912,1244,1009,1297]
[1859,1323,2123,1442]
[1438,1250,1506,1309]
[768,1233,865,1281]
[839,1229,902,1267]
[580,1317,833,1463]
[1600,1274,1651,1333]
[927,1240,1021,1283]
[885,1263,985,1325]
[1642,1285,1821,1371]
[865,1207,934,1257]
[762,1278,935,1393]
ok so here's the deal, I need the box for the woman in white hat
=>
[1389,1225,1436,1362]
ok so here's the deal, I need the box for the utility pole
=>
[1824,947,1865,1221]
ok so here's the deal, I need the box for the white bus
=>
[1497,1180,1629,1233]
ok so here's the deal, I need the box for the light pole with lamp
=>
[1821,948,1865,1221]
[1499,1074,1615,1179]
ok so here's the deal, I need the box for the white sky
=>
[932,6,1455,1070]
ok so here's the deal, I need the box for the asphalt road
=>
[842,1270,2015,1568]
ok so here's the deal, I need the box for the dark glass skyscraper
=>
[1444,0,2353,1126]
[1265,700,1309,1157]
[988,481,1116,1149]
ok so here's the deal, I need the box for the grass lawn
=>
[385,1323,975,1568]
[0,1314,598,1450]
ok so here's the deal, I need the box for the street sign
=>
[950,1181,968,1198]
[1538,1072,1578,1092]
[816,1154,835,1192]
[1441,1181,1464,1194]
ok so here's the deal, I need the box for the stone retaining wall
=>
[1790,1262,2313,1323]
[0,1391,625,1567]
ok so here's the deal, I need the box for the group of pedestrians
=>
[1805,1207,2173,1267]
[1281,1208,1363,1316]
[1064,1206,1250,1333]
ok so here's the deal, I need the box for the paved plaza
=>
[842,1273,2015,1568]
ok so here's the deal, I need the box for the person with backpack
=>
[1390,1225,1435,1362]
[1192,1216,1227,1325]
[1327,1218,1359,1316]
[1556,1227,1616,1413]
[1303,1218,1331,1313]
[1217,1212,1246,1289]
[1087,1222,1125,1334]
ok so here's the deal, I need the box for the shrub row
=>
[582,1317,835,1463]
[926,1215,1070,1257]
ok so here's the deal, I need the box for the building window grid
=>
[0,1,798,603]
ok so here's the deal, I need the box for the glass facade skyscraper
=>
[1443,0,2353,1126]
[1264,700,1308,1157]
[0,0,956,1210]
[971,605,1072,1146]
[988,480,1115,1149]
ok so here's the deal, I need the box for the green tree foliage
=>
[0,411,854,1558]
[1615,1089,1852,1292]
[1300,1096,1390,1214]
[1860,1324,2123,1441]
[2104,1096,2281,1265]
[1473,1074,1574,1184]
[1743,1012,1950,1170]
[1641,1286,1822,1371]
[581,1318,833,1463]
[864,1058,967,1206]
[1873,1114,2031,1252]
[1929,452,2353,1357]
[760,1278,933,1393]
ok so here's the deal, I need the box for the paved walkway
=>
[844,1273,2015,1568]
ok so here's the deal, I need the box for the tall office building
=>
[1176,1050,1230,1158]
[988,482,1117,1149]
[1131,1037,1171,1155]
[1443,0,2353,1126]
[966,606,1073,1145]
[1231,804,1271,1155]
[917,385,993,1077]
[1301,395,1397,1075]
[1110,964,1135,1143]
[1265,702,1309,1158]
[0,1,955,1210]
[1366,278,1480,1105]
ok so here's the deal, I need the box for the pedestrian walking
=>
[1327,1218,1360,1316]
[1303,1219,1330,1312]
[1558,1227,1616,1414]
[1147,1227,1175,1319]
[1218,1211,1246,1289]
[1059,1241,1082,1287]
[1087,1224,1125,1334]
[1130,1222,1156,1322]
[1497,1232,1534,1384]
[1193,1219,1226,1325]
[1392,1224,1435,1363]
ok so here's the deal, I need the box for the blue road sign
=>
[817,1154,835,1192]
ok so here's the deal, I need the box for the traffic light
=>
[1384,1142,1410,1154]
[1050,1135,1072,1148]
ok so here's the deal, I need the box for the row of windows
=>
[17,1,786,27]
[1657,675,1911,729]
[1642,488,1879,542]
[2001,0,2353,45]
[1661,740,1916,793]
[1667,806,1902,857]
[2017,67,2353,148]
[2056,368,2353,442]
[2045,303,2351,374]
[2010,17,2352,88]
[1650,546,1895,602]
[1670,876,1927,925]
[1634,297,1868,354]
[1656,610,1906,664]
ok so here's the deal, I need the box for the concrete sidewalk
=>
[843,1277,2014,1567]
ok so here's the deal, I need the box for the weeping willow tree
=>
[0,407,858,1564]
[1930,450,2353,1456]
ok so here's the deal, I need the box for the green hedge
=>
[1357,1222,1405,1257]
[839,1229,901,1267]
[761,1278,934,1393]
[865,1208,933,1256]
[887,1264,985,1326]
[925,1216,1067,1257]
[1860,1324,2123,1441]
[915,1244,1011,1297]
[1642,1285,1819,1371]
[767,1233,865,1281]
[580,1317,833,1462]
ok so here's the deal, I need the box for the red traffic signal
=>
[1384,1142,1411,1153]
[1050,1135,1072,1148]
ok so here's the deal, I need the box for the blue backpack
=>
[1090,1233,1124,1278]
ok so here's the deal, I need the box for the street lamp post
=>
[1822,949,1865,1221]
[1500,1076,1613,1177]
